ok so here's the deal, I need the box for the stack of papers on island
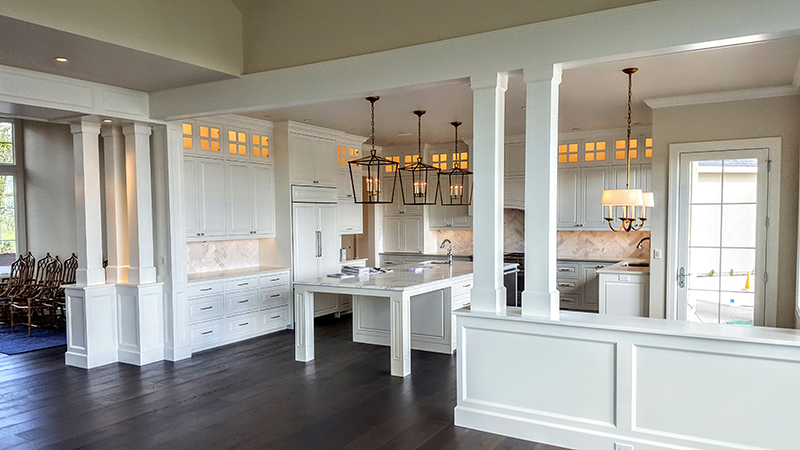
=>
[341,266,371,277]
[408,266,435,273]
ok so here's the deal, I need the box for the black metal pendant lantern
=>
[399,110,439,206]
[438,121,472,206]
[349,96,399,204]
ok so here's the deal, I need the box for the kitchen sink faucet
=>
[636,237,651,250]
[440,239,453,265]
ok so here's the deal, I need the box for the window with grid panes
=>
[558,143,579,164]
[615,139,638,160]
[644,138,652,159]
[198,124,221,153]
[583,140,607,163]
[228,130,248,156]
[431,153,447,170]
[252,134,269,159]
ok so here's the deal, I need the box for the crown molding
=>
[644,85,799,109]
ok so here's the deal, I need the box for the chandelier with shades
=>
[438,121,472,206]
[348,96,399,204]
[600,68,654,232]
[399,110,440,206]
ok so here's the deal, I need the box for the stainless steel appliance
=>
[503,252,524,307]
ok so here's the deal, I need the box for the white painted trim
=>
[0,64,152,123]
[644,85,799,109]
[666,137,781,326]
[793,55,800,91]
[149,1,800,120]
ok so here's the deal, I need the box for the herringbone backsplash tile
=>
[187,240,260,274]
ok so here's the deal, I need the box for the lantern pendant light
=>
[600,68,654,232]
[348,96,399,204]
[438,121,472,206]
[399,110,440,206]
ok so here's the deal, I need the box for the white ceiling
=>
[0,15,236,92]
[241,36,800,147]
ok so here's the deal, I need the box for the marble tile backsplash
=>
[187,240,260,274]
[557,230,650,260]
[431,230,473,255]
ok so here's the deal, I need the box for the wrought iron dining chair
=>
[10,257,63,336]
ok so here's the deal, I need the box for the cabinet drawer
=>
[225,277,259,292]
[189,319,223,345]
[338,295,352,311]
[452,293,471,310]
[260,272,289,288]
[188,294,224,323]
[227,289,259,313]
[556,280,579,292]
[380,257,403,267]
[556,263,579,278]
[452,278,474,297]
[187,281,224,298]
[261,306,289,330]
[226,312,260,337]
[261,287,290,309]
[560,294,580,309]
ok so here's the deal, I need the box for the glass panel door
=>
[677,152,767,325]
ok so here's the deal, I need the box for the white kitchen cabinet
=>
[383,215,423,253]
[598,272,649,317]
[185,157,226,239]
[289,133,337,187]
[505,142,525,177]
[337,199,363,234]
[336,141,362,200]
[292,202,339,282]
[581,166,610,228]
[504,176,525,210]
[557,168,580,228]
[428,205,471,230]
[556,260,612,312]
[187,268,291,353]
[226,162,276,238]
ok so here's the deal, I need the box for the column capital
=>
[122,122,153,137]
[470,72,508,92]
[70,121,102,136]
[523,65,562,85]
[100,124,122,138]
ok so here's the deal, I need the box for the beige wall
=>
[650,95,800,328]
[22,121,77,260]
[0,0,243,75]
[233,0,653,73]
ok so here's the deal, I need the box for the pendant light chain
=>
[626,69,632,190]
[370,98,376,155]
[417,112,422,162]
[453,124,459,168]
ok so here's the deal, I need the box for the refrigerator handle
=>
[319,231,323,257]
[315,231,320,257]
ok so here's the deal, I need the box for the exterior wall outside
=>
[22,120,77,260]
[650,95,800,327]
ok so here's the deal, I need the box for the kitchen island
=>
[294,262,516,377]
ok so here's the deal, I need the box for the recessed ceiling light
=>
[55,57,68,62]
[521,106,526,110]
[103,119,112,123]
[396,132,412,136]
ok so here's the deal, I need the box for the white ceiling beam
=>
[644,85,799,109]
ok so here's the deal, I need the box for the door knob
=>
[678,267,686,288]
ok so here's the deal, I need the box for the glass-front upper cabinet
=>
[182,121,223,157]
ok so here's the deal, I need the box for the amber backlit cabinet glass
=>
[182,123,194,150]
[558,143,579,164]
[583,141,606,162]
[644,138,653,159]
[615,139,638,160]
[228,130,247,156]
[198,125,221,153]
[452,151,469,169]
[337,146,360,166]
[253,134,269,158]
[432,153,447,170]
[385,156,401,172]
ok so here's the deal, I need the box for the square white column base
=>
[116,283,165,366]
[65,284,119,369]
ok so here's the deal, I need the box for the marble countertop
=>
[188,265,291,282]
[294,262,517,292]
[380,252,473,259]
[596,259,650,275]
[557,256,626,263]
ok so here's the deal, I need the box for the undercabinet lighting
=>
[396,132,412,136]
[55,57,68,62]
[103,119,112,123]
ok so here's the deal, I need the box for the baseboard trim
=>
[164,344,193,362]
[65,350,118,369]
[117,347,165,366]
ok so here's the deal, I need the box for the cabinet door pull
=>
[238,322,249,327]
[237,300,249,304]
[595,265,605,269]
[270,315,281,320]
[237,282,248,286]
[200,330,213,335]
[200,288,213,292]
[270,294,280,298]
[270,278,280,282]
[200,306,213,311]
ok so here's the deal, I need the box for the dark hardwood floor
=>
[0,315,566,450]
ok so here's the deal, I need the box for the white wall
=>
[22,120,77,260]
[650,95,800,328]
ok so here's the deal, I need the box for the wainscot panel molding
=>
[455,310,800,450]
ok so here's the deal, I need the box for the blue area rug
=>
[0,325,66,355]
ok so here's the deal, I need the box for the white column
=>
[389,291,411,377]
[470,72,508,313]
[101,125,129,283]
[521,66,562,318]
[71,121,106,286]
[295,288,315,362]
[123,123,157,284]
